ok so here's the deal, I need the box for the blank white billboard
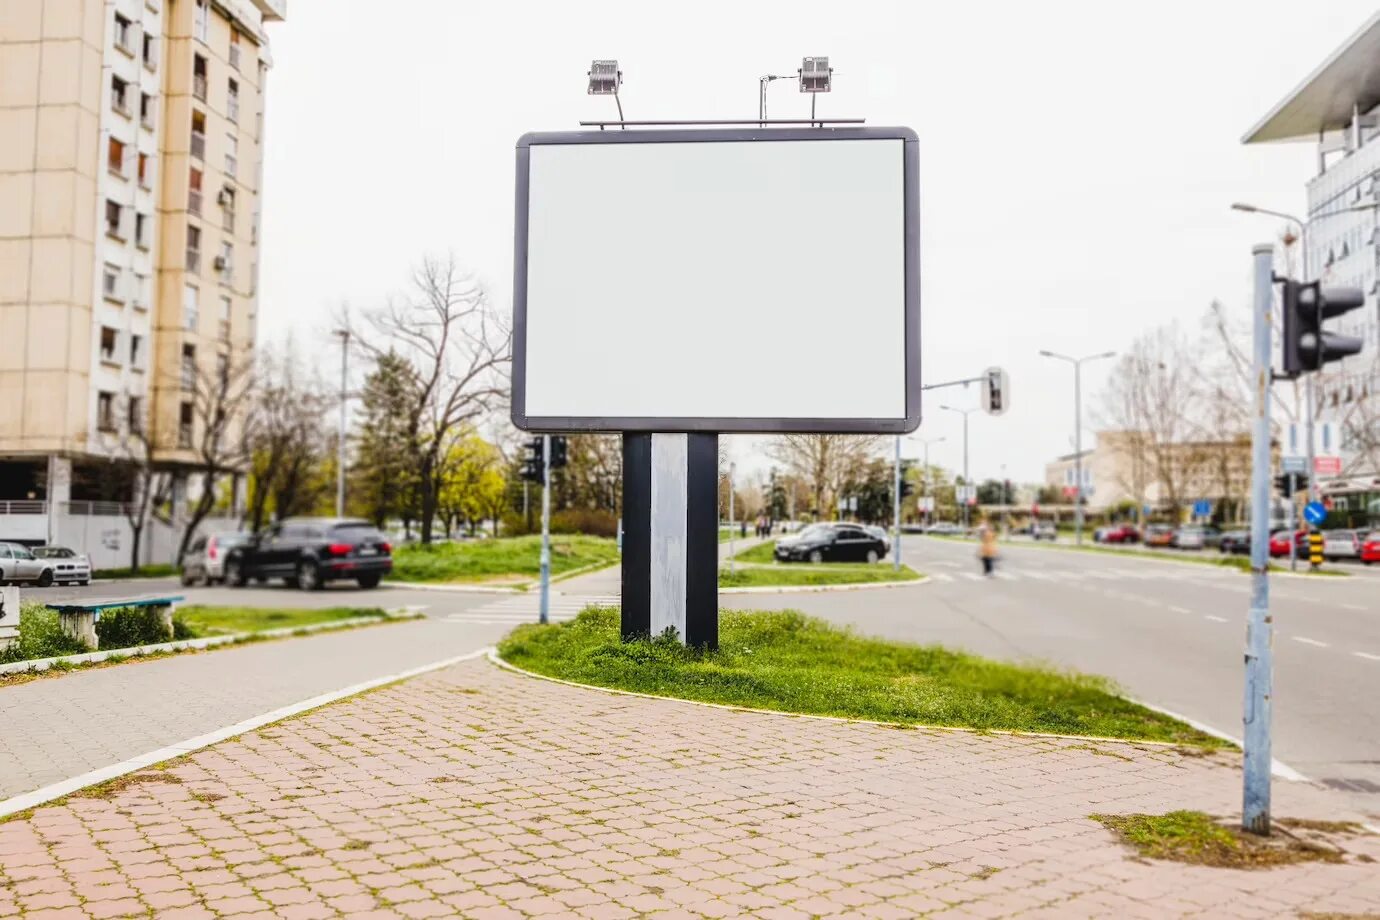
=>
[513,128,919,432]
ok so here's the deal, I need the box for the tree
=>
[176,353,256,564]
[92,394,169,573]
[766,435,882,518]
[351,350,421,530]
[345,256,510,543]
[244,348,332,532]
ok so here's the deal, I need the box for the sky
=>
[254,0,1377,485]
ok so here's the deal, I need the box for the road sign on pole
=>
[1304,501,1327,526]
[1313,456,1342,476]
[1192,499,1212,518]
[1281,456,1307,474]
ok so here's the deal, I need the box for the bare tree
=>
[93,394,170,572]
[1336,351,1380,477]
[766,435,882,518]
[345,255,511,543]
[176,354,256,563]
[244,348,332,531]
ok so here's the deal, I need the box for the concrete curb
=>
[1124,695,1307,782]
[382,581,523,595]
[486,649,1194,750]
[719,575,930,595]
[0,645,493,820]
[0,613,423,676]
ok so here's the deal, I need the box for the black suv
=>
[224,518,392,590]
[774,523,889,564]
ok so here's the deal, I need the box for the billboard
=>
[511,127,920,433]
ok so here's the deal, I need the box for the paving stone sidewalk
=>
[1,657,1377,919]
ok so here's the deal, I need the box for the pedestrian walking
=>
[978,519,999,576]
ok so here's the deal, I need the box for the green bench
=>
[45,595,185,650]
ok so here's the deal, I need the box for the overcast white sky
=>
[256,0,1376,484]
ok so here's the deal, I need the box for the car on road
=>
[1099,524,1140,544]
[774,523,889,564]
[0,541,58,586]
[223,518,393,590]
[1032,522,1057,541]
[1269,529,1308,558]
[31,545,91,585]
[863,525,892,552]
[1218,530,1251,555]
[181,531,251,585]
[1322,529,1363,561]
[1172,526,1222,551]
[1144,525,1175,548]
[1362,532,1380,565]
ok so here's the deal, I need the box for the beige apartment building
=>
[0,0,283,536]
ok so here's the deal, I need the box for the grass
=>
[1091,811,1356,868]
[93,563,178,579]
[498,607,1224,746]
[733,541,778,563]
[719,564,922,588]
[390,535,619,585]
[173,605,385,637]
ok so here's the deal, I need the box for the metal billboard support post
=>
[893,435,902,571]
[1243,244,1275,836]
[539,434,551,625]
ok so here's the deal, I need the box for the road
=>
[732,535,1380,817]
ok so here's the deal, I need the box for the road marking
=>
[1354,651,1380,662]
[1291,636,1328,648]
[1204,615,1228,623]
[1170,605,1191,614]
[962,573,984,581]
[1341,603,1366,611]
[930,573,954,583]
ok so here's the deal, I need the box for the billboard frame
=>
[511,126,921,434]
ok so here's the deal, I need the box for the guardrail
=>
[0,501,46,515]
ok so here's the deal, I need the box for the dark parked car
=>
[1218,530,1251,554]
[224,518,392,590]
[774,523,888,564]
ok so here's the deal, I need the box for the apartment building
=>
[0,0,284,541]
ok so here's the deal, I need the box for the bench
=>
[45,595,185,650]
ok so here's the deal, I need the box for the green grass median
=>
[172,605,385,637]
[499,607,1223,746]
[390,535,619,585]
[719,564,922,588]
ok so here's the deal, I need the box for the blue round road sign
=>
[1304,501,1327,526]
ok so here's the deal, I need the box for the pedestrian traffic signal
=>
[520,437,545,483]
[1281,280,1365,376]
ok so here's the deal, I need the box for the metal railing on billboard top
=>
[0,501,47,515]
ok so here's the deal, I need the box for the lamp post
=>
[331,328,350,518]
[907,435,946,526]
[1038,349,1116,545]
[939,405,977,530]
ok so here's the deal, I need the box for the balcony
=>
[229,44,240,70]
[190,131,206,160]
[188,189,202,216]
[186,249,201,273]
[193,74,207,102]
[111,90,131,117]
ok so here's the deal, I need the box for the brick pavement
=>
[1,657,1377,918]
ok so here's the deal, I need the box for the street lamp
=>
[331,328,350,518]
[939,405,977,529]
[1038,349,1116,546]
[906,435,946,525]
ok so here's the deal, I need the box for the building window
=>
[137,152,151,188]
[99,327,119,363]
[98,392,117,432]
[179,402,194,447]
[216,241,233,283]
[108,137,127,177]
[135,212,150,249]
[191,110,206,159]
[132,272,148,309]
[193,54,208,102]
[130,333,143,368]
[219,294,232,341]
[142,32,157,71]
[194,0,208,42]
[105,200,126,239]
[181,344,196,390]
[188,167,203,215]
[183,282,200,329]
[128,397,143,433]
[103,264,122,301]
[139,92,154,130]
[186,225,202,273]
[220,186,235,232]
[111,76,130,115]
[114,13,134,55]
[229,28,241,70]
[227,79,240,123]
[225,134,237,178]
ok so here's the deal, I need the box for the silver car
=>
[0,541,56,587]
[1323,529,1362,560]
[32,545,91,585]
[181,531,251,585]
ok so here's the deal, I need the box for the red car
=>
[1101,524,1140,544]
[1362,532,1380,565]
[1268,529,1308,558]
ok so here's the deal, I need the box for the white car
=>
[1322,529,1362,560]
[32,545,91,585]
[181,531,251,585]
[0,542,56,587]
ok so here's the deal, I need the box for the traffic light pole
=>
[539,434,551,626]
[1288,473,1297,572]
[1243,244,1275,836]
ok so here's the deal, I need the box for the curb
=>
[0,645,493,820]
[486,649,1195,750]
[719,575,930,595]
[1123,695,1307,783]
[0,612,423,676]
[382,581,524,595]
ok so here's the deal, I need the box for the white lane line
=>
[962,573,984,581]
[931,573,954,583]
[1341,603,1366,611]
[1204,615,1228,623]
[1170,605,1192,614]
[1353,651,1380,662]
[1291,636,1328,648]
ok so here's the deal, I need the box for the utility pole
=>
[539,434,551,625]
[332,329,349,518]
[1243,244,1275,836]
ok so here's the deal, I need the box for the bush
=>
[95,606,173,649]
[0,602,90,663]
[551,509,618,538]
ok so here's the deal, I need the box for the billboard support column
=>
[621,433,718,649]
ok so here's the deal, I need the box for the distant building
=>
[0,0,285,540]
[1044,431,1255,519]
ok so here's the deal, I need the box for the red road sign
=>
[1314,456,1342,476]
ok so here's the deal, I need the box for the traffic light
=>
[982,366,1009,416]
[1281,280,1365,376]
[520,437,544,483]
[899,460,914,499]
[549,436,568,470]
[1275,473,1309,497]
